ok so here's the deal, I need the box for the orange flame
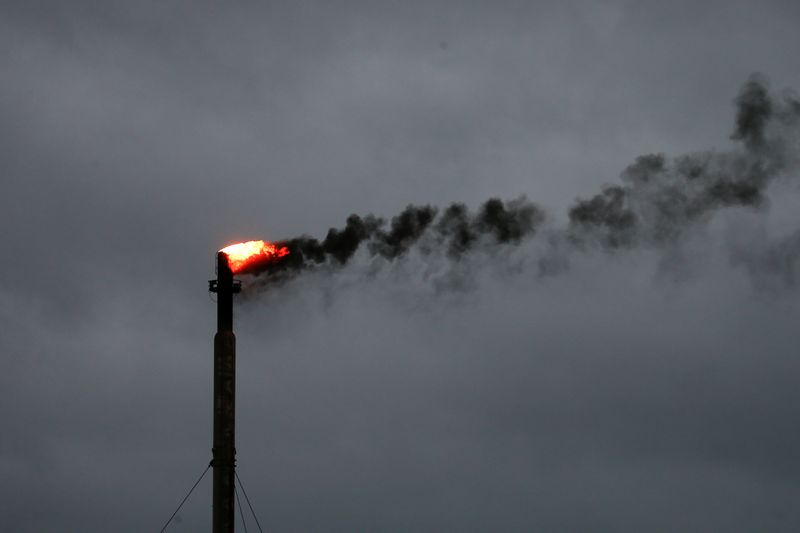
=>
[220,240,289,273]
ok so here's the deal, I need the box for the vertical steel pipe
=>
[212,251,236,533]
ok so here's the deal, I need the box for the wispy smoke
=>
[731,228,800,289]
[568,74,798,250]
[731,74,773,150]
[247,75,800,286]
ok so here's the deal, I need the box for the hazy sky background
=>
[2,1,800,531]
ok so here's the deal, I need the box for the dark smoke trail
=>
[729,224,800,291]
[244,75,799,286]
[248,198,545,281]
[731,74,772,151]
[568,74,798,250]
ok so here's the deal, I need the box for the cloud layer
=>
[2,2,800,532]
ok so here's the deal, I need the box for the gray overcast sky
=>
[2,1,800,531]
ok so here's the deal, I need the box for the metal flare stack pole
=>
[209,252,240,533]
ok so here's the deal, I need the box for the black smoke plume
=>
[568,74,798,250]
[243,75,798,285]
[731,74,772,151]
[248,199,544,281]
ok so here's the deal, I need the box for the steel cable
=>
[157,462,211,533]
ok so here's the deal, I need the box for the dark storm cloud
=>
[2,1,800,532]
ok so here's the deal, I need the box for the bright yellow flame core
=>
[220,240,289,273]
